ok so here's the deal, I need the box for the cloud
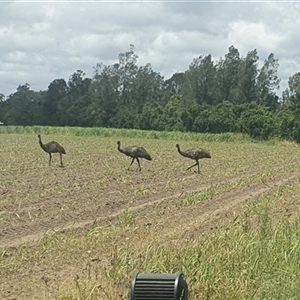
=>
[0,1,299,96]
[227,21,282,57]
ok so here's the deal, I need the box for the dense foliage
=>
[1,45,300,141]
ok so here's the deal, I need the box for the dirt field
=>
[1,134,300,299]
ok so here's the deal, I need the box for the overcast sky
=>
[1,1,300,98]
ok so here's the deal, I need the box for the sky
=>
[0,0,300,98]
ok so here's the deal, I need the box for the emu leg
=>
[49,153,52,166]
[128,158,135,170]
[136,158,141,171]
[60,153,64,167]
[186,160,198,171]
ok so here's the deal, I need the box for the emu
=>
[38,134,66,167]
[117,141,152,171]
[176,144,211,173]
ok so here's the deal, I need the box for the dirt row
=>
[1,160,300,300]
[0,159,298,249]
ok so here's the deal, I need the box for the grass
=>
[2,196,300,300]
[0,126,300,299]
[59,182,300,299]
[0,125,252,142]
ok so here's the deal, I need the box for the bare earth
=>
[1,161,297,249]
[1,137,300,299]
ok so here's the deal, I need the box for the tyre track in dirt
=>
[0,161,299,249]
[1,166,299,300]
[157,168,300,241]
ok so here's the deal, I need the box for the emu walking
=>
[176,144,211,173]
[117,141,152,171]
[38,134,66,167]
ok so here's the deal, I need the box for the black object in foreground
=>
[129,272,188,300]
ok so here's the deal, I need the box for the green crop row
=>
[0,125,254,142]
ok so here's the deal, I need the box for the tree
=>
[130,63,164,112]
[208,102,236,133]
[0,93,6,123]
[277,109,295,141]
[117,45,139,107]
[288,72,300,96]
[67,70,91,97]
[237,104,276,139]
[185,54,217,105]
[218,45,241,103]
[164,72,185,97]
[181,103,202,132]
[55,70,92,126]
[257,53,280,110]
[277,72,300,141]
[138,102,164,130]
[236,49,259,104]
[43,79,67,125]
[110,108,138,129]
[64,95,94,127]
[161,95,185,131]
[1,84,44,125]
[193,104,211,132]
[89,63,120,127]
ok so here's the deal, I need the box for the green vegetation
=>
[0,130,300,299]
[0,125,250,142]
[1,46,300,142]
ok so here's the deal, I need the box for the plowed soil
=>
[1,135,300,299]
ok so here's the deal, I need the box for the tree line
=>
[1,45,300,141]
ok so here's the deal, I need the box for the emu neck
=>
[39,138,46,151]
[177,147,183,156]
[117,144,124,154]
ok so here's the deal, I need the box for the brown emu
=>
[176,144,211,173]
[38,134,66,166]
[117,141,152,171]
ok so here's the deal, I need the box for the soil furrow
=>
[1,162,298,249]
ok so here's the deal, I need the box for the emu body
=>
[38,134,66,166]
[176,144,211,173]
[117,141,152,171]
